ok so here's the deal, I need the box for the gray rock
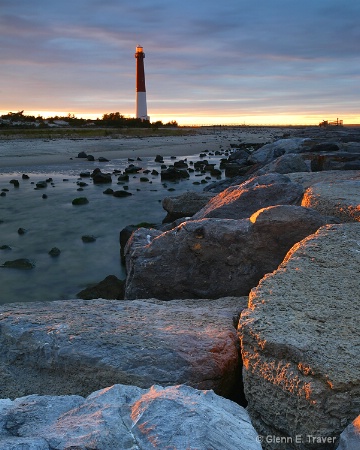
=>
[162,191,215,222]
[302,180,360,222]
[239,223,360,449]
[1,259,35,270]
[0,384,261,450]
[337,416,360,450]
[193,173,304,220]
[125,205,333,300]
[76,275,125,300]
[255,153,309,175]
[248,138,311,165]
[287,170,360,189]
[0,296,246,399]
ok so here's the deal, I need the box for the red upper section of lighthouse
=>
[135,45,146,93]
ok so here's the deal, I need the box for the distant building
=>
[319,118,343,127]
[135,45,150,121]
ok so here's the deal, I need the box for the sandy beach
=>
[0,127,290,169]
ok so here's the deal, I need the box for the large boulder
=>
[248,138,311,165]
[302,180,360,222]
[255,153,309,176]
[239,223,360,449]
[287,169,360,189]
[0,297,246,399]
[125,205,333,300]
[192,173,304,220]
[0,384,261,450]
[162,191,215,222]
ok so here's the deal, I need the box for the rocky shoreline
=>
[0,126,359,449]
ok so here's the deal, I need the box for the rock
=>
[91,168,112,184]
[0,384,261,450]
[193,173,304,220]
[119,223,158,264]
[238,223,360,449]
[79,171,91,177]
[1,258,35,270]
[72,197,89,205]
[77,151,88,158]
[311,142,340,152]
[287,169,360,189]
[77,275,125,300]
[17,227,26,235]
[87,154,95,161]
[173,160,188,168]
[0,297,246,399]
[248,138,311,165]
[302,180,360,222]
[155,154,164,163]
[113,190,132,197]
[10,179,20,187]
[337,416,360,450]
[0,245,12,250]
[103,188,114,195]
[125,205,333,300]
[124,164,142,174]
[35,181,47,189]
[117,173,129,182]
[309,152,360,172]
[161,167,189,181]
[255,153,309,175]
[140,176,149,182]
[81,235,96,243]
[98,156,109,162]
[22,174,30,179]
[162,191,215,222]
[42,194,48,199]
[48,247,61,257]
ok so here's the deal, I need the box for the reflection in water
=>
[0,154,224,303]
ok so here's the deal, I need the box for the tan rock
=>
[239,223,360,449]
[301,180,360,222]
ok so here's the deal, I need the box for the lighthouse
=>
[135,45,149,121]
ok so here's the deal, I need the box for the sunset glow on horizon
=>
[1,1,359,127]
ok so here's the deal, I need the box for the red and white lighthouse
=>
[135,45,149,121]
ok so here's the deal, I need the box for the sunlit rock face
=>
[125,205,334,300]
[239,223,360,450]
[337,415,360,450]
[0,297,246,399]
[192,173,304,220]
[0,384,262,450]
[302,180,360,222]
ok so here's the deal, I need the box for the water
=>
[0,140,227,304]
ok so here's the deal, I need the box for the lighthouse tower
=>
[135,45,149,121]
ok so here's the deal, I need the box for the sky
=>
[0,0,359,126]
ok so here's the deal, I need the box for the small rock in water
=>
[22,174,30,179]
[0,245,12,250]
[98,156,109,162]
[18,227,27,235]
[49,247,61,257]
[36,181,47,189]
[113,190,133,197]
[77,151,88,158]
[0,192,6,197]
[103,188,114,195]
[10,179,20,187]
[72,197,89,205]
[82,235,96,243]
[1,258,35,269]
[42,194,48,199]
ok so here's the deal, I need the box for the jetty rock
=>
[162,190,215,222]
[247,138,312,165]
[193,173,304,220]
[302,179,360,222]
[239,223,360,449]
[125,205,334,300]
[0,384,261,450]
[0,296,247,400]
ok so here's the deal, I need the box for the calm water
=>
[0,143,227,303]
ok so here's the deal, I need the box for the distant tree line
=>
[0,110,178,128]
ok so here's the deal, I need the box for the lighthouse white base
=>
[136,92,149,121]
